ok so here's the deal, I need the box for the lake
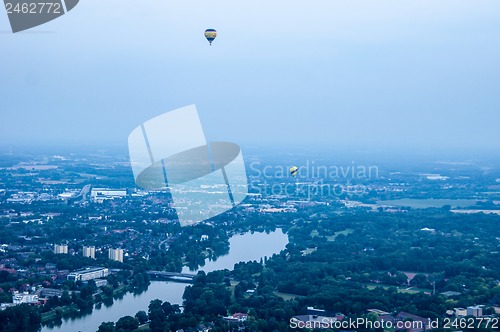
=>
[41,229,289,332]
[183,229,289,274]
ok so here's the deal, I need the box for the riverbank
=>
[41,283,135,325]
[40,230,288,332]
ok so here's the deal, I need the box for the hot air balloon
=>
[290,166,298,177]
[204,29,217,45]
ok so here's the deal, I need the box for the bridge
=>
[147,271,196,283]
[71,184,91,201]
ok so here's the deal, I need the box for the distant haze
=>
[1,0,500,153]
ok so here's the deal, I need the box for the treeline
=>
[0,304,41,332]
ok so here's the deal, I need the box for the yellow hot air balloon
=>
[289,166,298,177]
[204,29,217,45]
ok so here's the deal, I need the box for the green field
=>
[377,198,478,209]
[326,228,354,241]
[360,282,430,294]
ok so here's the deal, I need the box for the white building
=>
[12,292,39,305]
[67,267,109,282]
[454,308,467,317]
[108,248,124,262]
[54,244,68,254]
[224,313,249,323]
[91,188,127,202]
[467,306,483,317]
[83,246,96,259]
[95,279,108,287]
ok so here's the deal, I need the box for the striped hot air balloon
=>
[204,29,217,45]
[290,166,298,177]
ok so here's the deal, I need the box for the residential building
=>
[454,308,467,317]
[108,248,124,262]
[378,312,429,332]
[467,305,483,317]
[95,279,108,287]
[67,267,109,281]
[223,313,249,323]
[232,313,249,322]
[53,244,68,254]
[40,288,64,298]
[12,292,39,305]
[83,246,95,259]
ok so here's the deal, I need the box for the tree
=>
[56,258,71,270]
[0,291,11,303]
[60,290,72,305]
[0,270,16,283]
[148,299,167,332]
[97,322,115,332]
[161,301,176,316]
[135,310,148,324]
[410,274,430,288]
[115,315,139,331]
[0,304,41,332]
[45,296,60,310]
[396,272,408,285]
[102,285,114,298]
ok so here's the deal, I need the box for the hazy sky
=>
[1,0,500,152]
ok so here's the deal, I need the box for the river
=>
[41,229,289,332]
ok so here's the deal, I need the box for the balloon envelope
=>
[204,29,217,45]
[290,166,298,177]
